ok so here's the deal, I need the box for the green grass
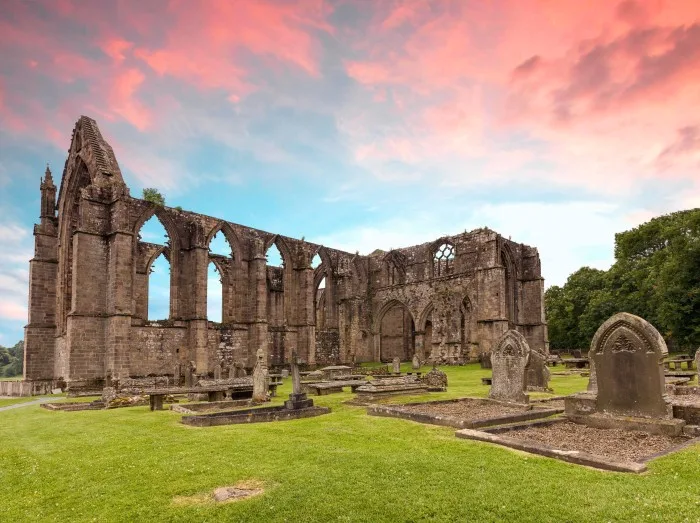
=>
[1,365,698,523]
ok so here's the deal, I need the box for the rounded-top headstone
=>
[590,312,669,419]
[489,330,530,404]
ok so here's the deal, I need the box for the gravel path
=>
[397,400,525,419]
[0,396,57,412]
[511,421,689,462]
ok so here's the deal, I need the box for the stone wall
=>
[23,116,548,387]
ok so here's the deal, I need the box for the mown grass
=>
[1,364,699,523]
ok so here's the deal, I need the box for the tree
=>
[142,188,165,206]
[546,208,700,353]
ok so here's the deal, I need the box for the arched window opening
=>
[207,261,223,323]
[433,242,455,277]
[138,214,171,322]
[311,253,322,269]
[138,215,169,246]
[266,243,284,267]
[209,230,232,258]
[380,302,415,362]
[148,253,170,320]
[315,276,327,329]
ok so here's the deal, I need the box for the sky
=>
[1,0,699,346]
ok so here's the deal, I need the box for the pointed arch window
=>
[433,242,455,277]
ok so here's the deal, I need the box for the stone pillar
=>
[249,238,268,366]
[24,168,58,380]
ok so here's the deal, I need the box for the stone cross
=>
[290,350,301,395]
[392,357,401,374]
[590,312,670,419]
[489,330,530,404]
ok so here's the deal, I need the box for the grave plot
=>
[368,397,562,429]
[456,419,696,473]
[456,313,700,473]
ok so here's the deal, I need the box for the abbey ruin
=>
[24,116,548,388]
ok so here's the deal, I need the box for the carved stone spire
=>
[40,164,57,220]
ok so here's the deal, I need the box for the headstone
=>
[174,363,182,386]
[572,350,583,359]
[587,359,597,392]
[590,312,670,419]
[185,361,195,387]
[392,357,401,374]
[412,354,420,370]
[525,347,550,391]
[489,330,530,404]
[479,352,492,369]
[252,349,268,402]
[51,388,62,395]
[214,363,222,381]
[424,365,447,391]
[695,348,699,372]
[281,369,289,379]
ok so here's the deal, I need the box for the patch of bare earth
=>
[173,480,265,506]
[511,422,689,462]
[397,400,525,419]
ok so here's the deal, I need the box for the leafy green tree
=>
[546,209,700,353]
[142,188,165,206]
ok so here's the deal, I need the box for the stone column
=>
[249,238,269,366]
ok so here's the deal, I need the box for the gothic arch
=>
[205,221,243,263]
[376,299,415,362]
[417,302,435,332]
[264,234,294,269]
[500,243,518,325]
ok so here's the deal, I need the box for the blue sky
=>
[1,0,699,346]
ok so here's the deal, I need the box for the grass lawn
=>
[1,364,698,523]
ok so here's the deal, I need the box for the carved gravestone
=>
[525,348,550,391]
[590,313,670,419]
[252,349,268,402]
[412,353,420,370]
[489,330,530,404]
[392,357,401,374]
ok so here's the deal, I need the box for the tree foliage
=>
[142,188,165,206]
[0,340,23,377]
[546,209,700,352]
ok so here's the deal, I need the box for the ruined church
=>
[24,116,548,388]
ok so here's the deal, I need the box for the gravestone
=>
[412,354,420,370]
[284,350,313,410]
[392,357,401,374]
[489,330,530,404]
[572,350,583,359]
[590,313,671,419]
[281,369,289,378]
[525,347,551,391]
[214,363,222,381]
[424,365,448,391]
[185,361,195,387]
[479,352,492,369]
[174,363,182,386]
[252,349,268,402]
[695,348,699,372]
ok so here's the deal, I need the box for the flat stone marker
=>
[590,312,670,419]
[489,330,529,404]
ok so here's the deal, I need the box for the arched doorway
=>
[379,301,415,362]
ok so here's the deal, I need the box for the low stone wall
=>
[0,380,60,397]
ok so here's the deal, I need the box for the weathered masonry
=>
[24,116,548,388]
